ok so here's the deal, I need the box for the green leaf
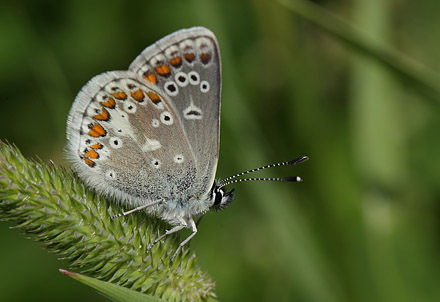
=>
[60,269,165,302]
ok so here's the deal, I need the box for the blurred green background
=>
[1,0,440,301]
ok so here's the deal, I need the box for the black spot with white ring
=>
[124,101,137,113]
[151,159,161,169]
[164,81,179,96]
[174,154,185,164]
[200,80,210,93]
[109,137,123,149]
[175,72,189,87]
[160,111,173,125]
[188,71,200,85]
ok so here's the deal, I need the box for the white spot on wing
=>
[179,39,195,63]
[150,54,166,67]
[174,154,184,164]
[165,45,179,59]
[179,39,194,50]
[105,107,136,138]
[196,37,213,51]
[142,136,161,152]
[152,118,160,128]
[183,95,203,120]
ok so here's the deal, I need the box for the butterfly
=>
[66,27,308,259]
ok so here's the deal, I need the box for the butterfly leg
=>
[171,217,197,260]
[147,218,187,253]
[111,200,161,219]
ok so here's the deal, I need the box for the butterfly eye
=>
[211,187,235,211]
[213,190,223,206]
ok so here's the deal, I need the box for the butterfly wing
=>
[67,71,198,208]
[129,27,221,196]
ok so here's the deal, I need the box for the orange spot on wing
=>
[90,143,103,149]
[200,52,211,64]
[131,89,144,102]
[184,53,195,62]
[93,107,110,121]
[84,157,95,167]
[85,149,99,159]
[100,97,116,109]
[143,72,157,84]
[113,91,127,100]
[170,56,182,67]
[155,64,171,77]
[88,123,106,137]
[147,91,161,105]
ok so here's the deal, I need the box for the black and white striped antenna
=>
[218,156,309,189]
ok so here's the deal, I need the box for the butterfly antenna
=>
[219,176,302,189]
[219,156,309,187]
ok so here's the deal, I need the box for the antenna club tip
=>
[283,176,303,182]
[289,156,309,165]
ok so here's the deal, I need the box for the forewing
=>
[129,27,221,196]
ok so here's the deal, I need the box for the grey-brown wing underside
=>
[66,71,198,207]
[129,26,221,197]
